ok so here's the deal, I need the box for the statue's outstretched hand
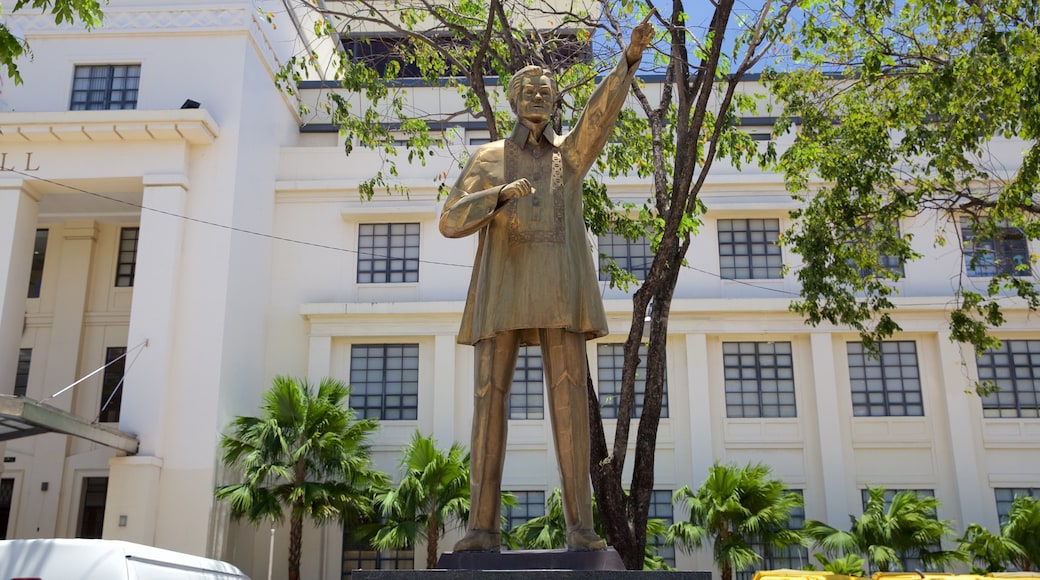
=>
[626,20,654,65]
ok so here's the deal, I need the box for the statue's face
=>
[516,75,554,124]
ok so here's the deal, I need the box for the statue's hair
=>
[507,65,557,113]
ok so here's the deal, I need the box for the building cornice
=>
[0,110,219,145]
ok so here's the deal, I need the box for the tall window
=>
[27,229,47,298]
[847,341,923,417]
[98,347,126,423]
[14,348,31,397]
[977,339,1040,418]
[510,347,544,420]
[723,341,796,418]
[648,489,675,568]
[115,227,139,287]
[597,343,668,419]
[349,344,419,420]
[70,65,140,110]
[598,232,652,281]
[502,490,546,531]
[77,477,108,538]
[0,477,13,539]
[357,223,420,284]
[995,488,1040,525]
[342,528,413,578]
[717,218,783,279]
[962,218,1032,277]
[738,491,808,580]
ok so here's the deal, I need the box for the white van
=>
[0,538,251,580]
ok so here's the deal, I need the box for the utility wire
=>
[10,168,1000,307]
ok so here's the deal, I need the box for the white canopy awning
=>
[0,395,139,454]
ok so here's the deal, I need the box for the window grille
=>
[717,218,782,279]
[510,347,544,420]
[598,232,652,281]
[723,341,796,418]
[502,490,546,531]
[962,218,1031,277]
[28,229,48,298]
[98,347,126,423]
[848,341,923,417]
[115,227,139,287]
[70,65,140,110]
[349,344,419,420]
[357,223,419,284]
[14,349,31,397]
[597,343,668,419]
[977,340,1040,418]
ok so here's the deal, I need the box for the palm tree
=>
[805,487,962,573]
[959,495,1040,572]
[215,376,387,580]
[668,462,804,580]
[507,488,672,570]
[371,431,470,568]
[1003,495,1040,571]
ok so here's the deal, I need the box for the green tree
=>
[215,376,388,580]
[814,553,867,577]
[668,462,804,580]
[506,488,672,570]
[371,431,470,569]
[804,487,962,573]
[1003,496,1040,571]
[277,0,797,566]
[767,0,1040,356]
[1,0,104,83]
[959,495,1040,572]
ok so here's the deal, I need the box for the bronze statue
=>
[439,22,654,552]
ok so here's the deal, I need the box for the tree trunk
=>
[289,510,303,580]
[588,370,638,567]
[426,513,440,569]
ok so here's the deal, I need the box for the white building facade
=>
[0,2,1037,579]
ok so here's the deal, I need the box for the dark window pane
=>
[847,341,923,417]
[717,219,782,279]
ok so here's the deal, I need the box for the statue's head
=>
[507,65,558,116]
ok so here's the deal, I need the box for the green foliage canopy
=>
[769,0,1040,354]
[804,486,963,573]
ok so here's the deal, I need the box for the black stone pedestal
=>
[436,548,625,570]
[351,549,713,579]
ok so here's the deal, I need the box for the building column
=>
[809,332,852,523]
[432,334,457,445]
[934,331,991,527]
[685,333,714,485]
[0,178,37,397]
[108,176,187,545]
[27,219,98,538]
[307,335,333,380]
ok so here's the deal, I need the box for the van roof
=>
[0,538,249,579]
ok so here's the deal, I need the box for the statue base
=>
[350,549,714,578]
[436,548,625,570]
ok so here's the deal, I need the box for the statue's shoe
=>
[566,529,607,551]
[453,530,500,552]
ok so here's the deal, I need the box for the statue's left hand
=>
[626,20,654,65]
